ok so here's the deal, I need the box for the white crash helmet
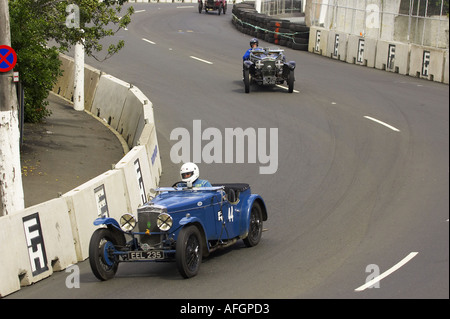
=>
[180,162,199,183]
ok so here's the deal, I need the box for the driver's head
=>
[250,38,258,48]
[180,162,199,183]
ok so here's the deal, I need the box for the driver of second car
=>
[243,38,259,61]
[176,162,212,188]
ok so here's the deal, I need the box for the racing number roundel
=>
[0,45,17,72]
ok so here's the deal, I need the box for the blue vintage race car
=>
[89,183,267,280]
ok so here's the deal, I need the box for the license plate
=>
[128,250,164,260]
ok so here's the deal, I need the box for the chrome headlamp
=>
[156,212,173,231]
[119,213,137,232]
[275,59,284,69]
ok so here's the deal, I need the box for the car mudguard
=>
[240,194,268,237]
[179,215,210,255]
[243,60,253,69]
[93,217,121,229]
[286,61,296,70]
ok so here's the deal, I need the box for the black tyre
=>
[176,225,203,278]
[244,69,250,93]
[288,70,295,93]
[89,228,124,281]
[243,202,263,247]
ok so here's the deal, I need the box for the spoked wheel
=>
[89,228,124,281]
[176,225,203,278]
[243,202,263,247]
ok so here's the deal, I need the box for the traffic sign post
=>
[0,45,17,72]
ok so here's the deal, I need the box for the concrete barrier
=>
[90,74,130,124]
[346,35,377,67]
[309,27,328,56]
[137,122,162,188]
[327,31,348,62]
[118,86,149,149]
[375,40,410,75]
[409,44,446,82]
[52,53,74,101]
[63,169,131,261]
[114,145,156,213]
[83,64,102,111]
[0,198,77,297]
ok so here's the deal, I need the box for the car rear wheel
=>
[243,202,263,247]
[176,225,203,278]
[89,228,123,281]
[244,69,250,93]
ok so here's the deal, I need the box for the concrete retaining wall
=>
[1,54,162,296]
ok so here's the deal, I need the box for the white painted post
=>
[73,32,84,111]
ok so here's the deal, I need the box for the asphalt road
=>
[8,3,449,299]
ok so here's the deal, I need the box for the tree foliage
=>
[9,0,134,122]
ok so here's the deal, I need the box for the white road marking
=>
[177,6,194,9]
[355,252,419,292]
[190,56,213,65]
[142,38,156,45]
[134,10,146,13]
[275,84,299,93]
[364,116,400,132]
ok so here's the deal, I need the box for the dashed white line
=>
[355,252,419,292]
[134,10,146,13]
[364,116,400,132]
[142,38,156,45]
[190,56,213,65]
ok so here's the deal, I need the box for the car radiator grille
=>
[138,210,163,247]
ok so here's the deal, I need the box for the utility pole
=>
[0,0,25,216]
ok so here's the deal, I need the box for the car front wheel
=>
[288,69,295,93]
[89,228,124,281]
[176,225,203,278]
[244,69,250,93]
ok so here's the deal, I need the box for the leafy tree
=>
[9,0,134,122]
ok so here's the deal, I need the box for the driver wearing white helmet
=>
[176,162,212,188]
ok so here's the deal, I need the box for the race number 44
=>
[218,207,234,222]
